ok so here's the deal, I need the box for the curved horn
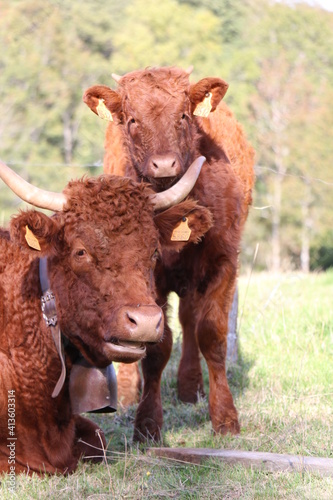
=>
[151,156,206,211]
[185,65,194,75]
[111,73,122,83]
[0,160,66,211]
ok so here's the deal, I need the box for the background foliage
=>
[0,0,332,271]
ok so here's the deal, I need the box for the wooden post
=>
[148,447,333,477]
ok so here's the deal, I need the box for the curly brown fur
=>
[1,173,210,474]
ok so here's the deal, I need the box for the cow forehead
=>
[66,223,159,255]
[63,211,159,255]
[60,176,159,253]
[120,67,190,116]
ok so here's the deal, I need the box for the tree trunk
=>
[63,111,73,165]
[271,173,282,272]
[271,150,287,273]
[300,178,312,273]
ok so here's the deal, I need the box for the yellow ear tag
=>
[25,226,41,251]
[193,92,212,117]
[96,99,113,121]
[171,217,191,242]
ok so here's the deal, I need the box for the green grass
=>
[1,271,333,498]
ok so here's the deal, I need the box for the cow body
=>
[0,238,101,474]
[0,170,211,474]
[84,66,255,440]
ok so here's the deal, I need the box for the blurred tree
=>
[0,0,332,272]
[0,0,113,219]
[0,0,117,167]
[109,0,226,79]
[178,0,249,45]
[247,3,333,271]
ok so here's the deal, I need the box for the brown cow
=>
[84,66,255,441]
[0,158,211,474]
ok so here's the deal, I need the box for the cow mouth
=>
[149,176,179,191]
[112,338,145,351]
[141,171,178,189]
[105,337,147,358]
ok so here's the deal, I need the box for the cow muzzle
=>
[146,153,182,179]
[121,304,164,342]
[104,304,164,360]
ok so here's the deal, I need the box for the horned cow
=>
[0,158,210,474]
[84,66,255,441]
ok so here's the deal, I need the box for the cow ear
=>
[154,199,213,252]
[10,210,61,256]
[189,78,229,116]
[83,85,122,122]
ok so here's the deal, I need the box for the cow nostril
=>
[152,162,159,170]
[127,313,138,326]
[156,314,162,332]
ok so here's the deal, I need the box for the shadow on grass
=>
[89,334,254,453]
[227,348,254,400]
[158,335,255,438]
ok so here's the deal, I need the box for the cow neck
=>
[39,257,67,398]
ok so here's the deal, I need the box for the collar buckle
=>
[41,290,58,327]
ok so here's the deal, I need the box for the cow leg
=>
[133,310,173,442]
[74,415,107,463]
[177,294,205,403]
[197,273,240,435]
[117,362,142,408]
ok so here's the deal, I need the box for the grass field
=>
[1,271,333,499]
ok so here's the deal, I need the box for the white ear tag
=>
[193,92,212,117]
[96,99,113,121]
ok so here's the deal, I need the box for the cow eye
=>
[71,244,92,273]
[128,117,136,127]
[179,113,189,127]
[128,117,138,136]
[152,249,160,261]
[76,248,87,257]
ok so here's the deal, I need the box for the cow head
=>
[1,159,212,367]
[83,66,228,192]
